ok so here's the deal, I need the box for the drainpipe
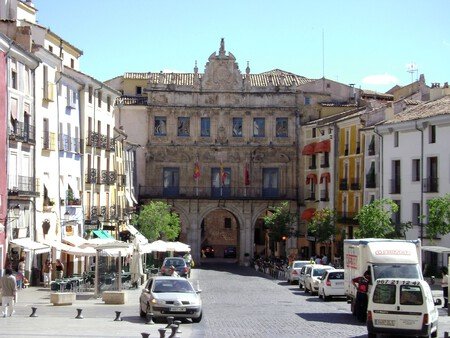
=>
[415,121,425,242]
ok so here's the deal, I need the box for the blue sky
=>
[34,0,450,93]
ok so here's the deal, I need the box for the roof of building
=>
[384,95,450,124]
[122,69,313,87]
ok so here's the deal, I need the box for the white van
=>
[367,278,441,338]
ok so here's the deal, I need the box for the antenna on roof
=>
[406,62,418,83]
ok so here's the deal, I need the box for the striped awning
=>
[302,142,316,155]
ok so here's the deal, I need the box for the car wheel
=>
[139,304,146,318]
[324,294,331,302]
[304,284,309,293]
[192,312,202,323]
[318,289,323,299]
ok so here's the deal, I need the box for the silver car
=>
[287,260,309,284]
[139,276,202,322]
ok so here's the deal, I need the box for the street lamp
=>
[11,204,21,218]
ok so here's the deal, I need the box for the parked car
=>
[318,269,345,301]
[139,276,202,322]
[201,245,215,258]
[304,264,335,294]
[160,257,191,278]
[287,260,309,284]
[223,246,237,258]
[367,278,441,338]
[298,263,315,290]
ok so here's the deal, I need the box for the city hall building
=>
[107,39,357,264]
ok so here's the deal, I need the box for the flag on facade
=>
[244,163,250,186]
[193,158,200,179]
[220,163,227,186]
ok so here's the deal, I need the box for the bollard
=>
[146,312,155,325]
[168,323,178,338]
[75,308,84,319]
[158,328,167,338]
[29,307,38,317]
[141,333,150,338]
[114,311,122,321]
[165,316,174,328]
[173,320,182,334]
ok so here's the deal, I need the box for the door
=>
[262,168,279,198]
[163,168,179,197]
[211,167,231,197]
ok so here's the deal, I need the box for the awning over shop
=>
[306,173,318,184]
[43,239,96,256]
[320,172,331,183]
[62,235,88,247]
[92,230,114,239]
[302,142,316,155]
[301,208,316,221]
[10,238,51,255]
[126,224,148,245]
[314,139,331,153]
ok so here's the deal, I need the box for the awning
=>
[10,238,50,255]
[301,208,316,221]
[92,230,114,239]
[314,139,331,153]
[43,239,96,256]
[320,172,331,183]
[306,173,318,184]
[62,235,88,247]
[302,142,316,155]
[126,224,148,245]
[422,246,450,254]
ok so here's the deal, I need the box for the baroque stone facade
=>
[108,39,357,264]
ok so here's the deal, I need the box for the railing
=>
[43,131,57,150]
[139,186,297,200]
[85,169,97,184]
[350,178,361,190]
[337,211,358,224]
[8,122,35,144]
[390,178,401,194]
[320,189,329,201]
[423,177,439,193]
[107,138,115,152]
[8,175,39,196]
[101,170,117,185]
[366,173,376,188]
[339,179,348,191]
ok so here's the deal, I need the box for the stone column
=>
[240,215,253,266]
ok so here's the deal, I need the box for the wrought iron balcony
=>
[99,135,108,149]
[139,186,297,200]
[43,131,57,151]
[423,177,439,193]
[8,175,39,196]
[85,169,97,184]
[101,170,117,185]
[8,121,35,144]
[86,131,100,147]
[107,138,115,152]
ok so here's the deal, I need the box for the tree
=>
[354,198,398,238]
[425,194,450,241]
[307,208,337,244]
[133,201,181,241]
[263,202,298,241]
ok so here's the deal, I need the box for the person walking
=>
[352,269,371,322]
[0,268,17,317]
[442,266,448,308]
[55,259,64,279]
[42,259,52,287]
[17,257,25,289]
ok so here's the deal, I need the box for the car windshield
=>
[164,259,185,267]
[372,264,421,280]
[293,262,305,269]
[313,269,328,276]
[153,280,194,293]
[329,272,344,279]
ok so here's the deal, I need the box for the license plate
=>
[170,307,186,312]
[335,282,344,285]
[375,319,395,327]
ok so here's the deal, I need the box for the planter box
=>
[50,292,76,305]
[102,291,127,304]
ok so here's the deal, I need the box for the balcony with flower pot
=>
[43,198,55,212]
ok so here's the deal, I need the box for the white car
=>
[139,276,202,322]
[298,264,315,290]
[287,260,309,284]
[318,269,345,301]
[304,265,335,294]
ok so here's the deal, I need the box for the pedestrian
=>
[42,259,52,287]
[169,265,179,277]
[442,266,448,308]
[352,268,371,322]
[17,257,25,289]
[322,254,328,265]
[55,259,64,279]
[0,268,17,317]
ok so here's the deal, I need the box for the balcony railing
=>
[337,211,358,224]
[101,170,117,185]
[320,189,329,201]
[99,135,108,149]
[139,186,297,200]
[350,178,361,190]
[390,178,401,194]
[339,179,348,191]
[8,122,35,144]
[423,177,439,193]
[86,131,100,147]
[85,169,97,184]
[8,175,39,196]
[107,138,115,152]
[366,173,376,188]
[43,131,57,151]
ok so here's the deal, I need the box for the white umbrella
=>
[166,241,191,252]
[144,240,168,252]
[130,240,143,286]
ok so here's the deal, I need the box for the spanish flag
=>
[193,158,200,179]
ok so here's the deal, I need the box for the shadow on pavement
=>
[297,312,364,326]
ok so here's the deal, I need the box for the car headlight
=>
[151,298,164,305]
